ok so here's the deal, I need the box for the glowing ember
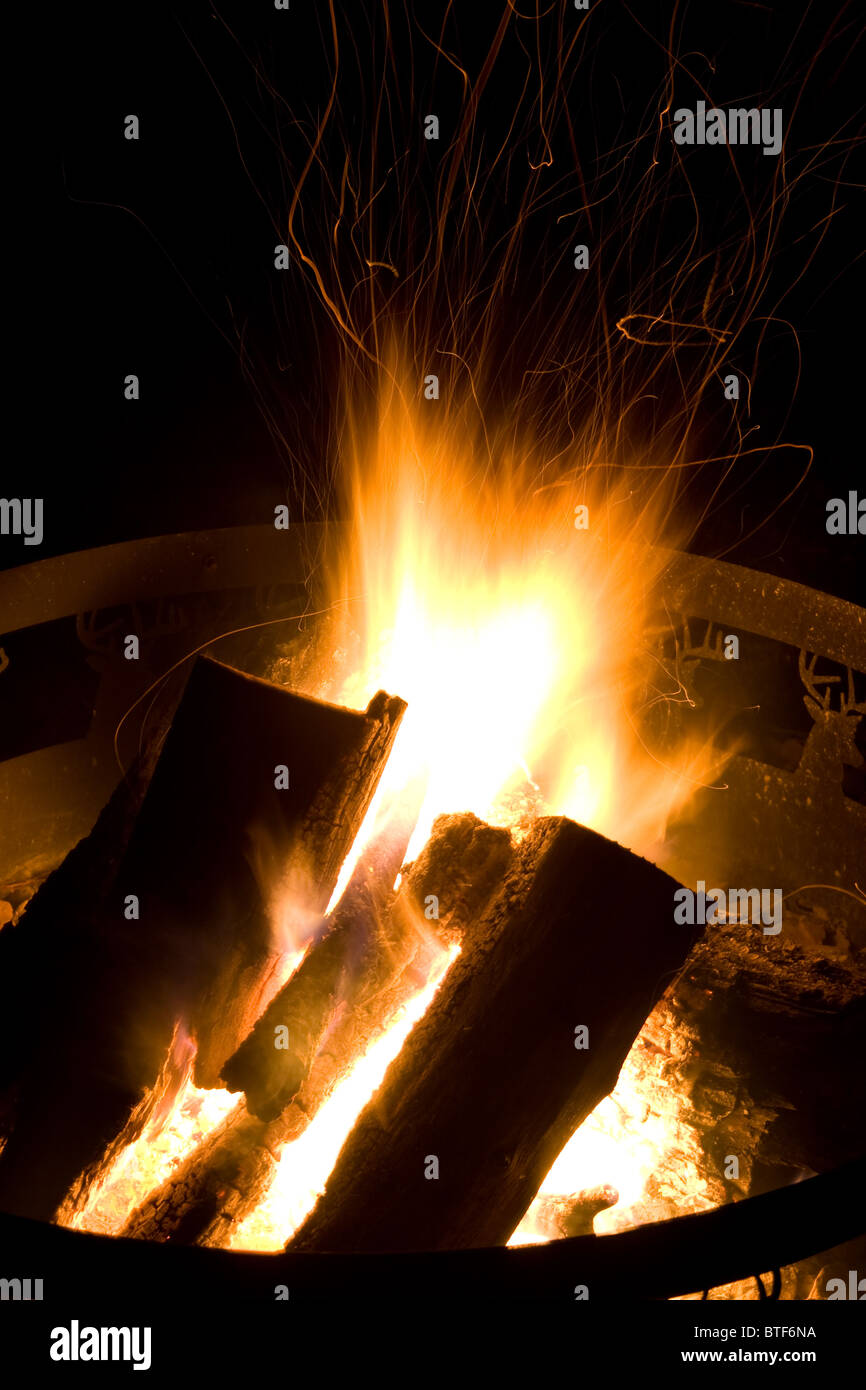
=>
[511,1035,717,1245]
[62,1078,238,1236]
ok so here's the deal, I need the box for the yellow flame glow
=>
[320,356,711,864]
[511,1041,717,1245]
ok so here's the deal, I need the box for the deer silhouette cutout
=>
[797,650,865,785]
[676,617,729,700]
[663,643,866,941]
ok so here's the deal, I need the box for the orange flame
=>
[317,352,716,864]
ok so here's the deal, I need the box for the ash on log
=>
[121,812,513,1246]
[288,817,702,1253]
[0,658,404,1221]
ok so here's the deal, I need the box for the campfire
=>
[2,403,863,1303]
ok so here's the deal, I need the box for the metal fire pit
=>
[1,529,864,1299]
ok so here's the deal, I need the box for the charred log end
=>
[400,813,513,944]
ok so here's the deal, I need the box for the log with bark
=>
[288,816,702,1252]
[121,658,407,1087]
[221,803,513,1119]
[0,658,404,1221]
[121,812,513,1246]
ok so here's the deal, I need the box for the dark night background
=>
[6,1,864,602]
[0,5,864,1348]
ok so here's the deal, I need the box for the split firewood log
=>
[288,817,702,1252]
[0,658,404,1221]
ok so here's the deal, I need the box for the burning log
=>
[219,786,423,1122]
[123,658,407,1087]
[0,659,405,1221]
[121,813,512,1246]
[222,805,513,1120]
[651,919,866,1186]
[288,817,702,1253]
